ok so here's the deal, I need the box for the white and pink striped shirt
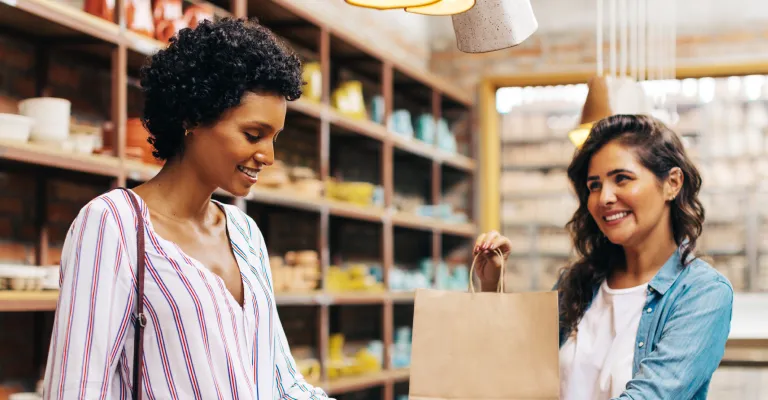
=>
[43,188,330,400]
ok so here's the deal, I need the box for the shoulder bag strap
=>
[118,188,147,400]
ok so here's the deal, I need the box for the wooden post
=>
[112,44,128,188]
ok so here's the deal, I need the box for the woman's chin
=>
[219,182,253,198]
[605,231,634,247]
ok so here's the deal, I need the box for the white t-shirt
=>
[559,279,649,400]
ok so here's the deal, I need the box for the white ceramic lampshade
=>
[451,0,538,53]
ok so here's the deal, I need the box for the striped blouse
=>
[43,188,331,400]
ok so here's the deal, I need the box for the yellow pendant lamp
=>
[406,0,476,15]
[344,0,440,9]
[568,76,613,149]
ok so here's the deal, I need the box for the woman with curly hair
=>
[43,18,331,400]
[473,114,733,400]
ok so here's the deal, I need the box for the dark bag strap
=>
[118,188,147,400]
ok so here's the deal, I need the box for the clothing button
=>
[638,342,645,348]
[646,307,653,313]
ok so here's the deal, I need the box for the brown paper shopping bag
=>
[409,250,560,400]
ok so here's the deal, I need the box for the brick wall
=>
[0,172,108,265]
[0,36,116,123]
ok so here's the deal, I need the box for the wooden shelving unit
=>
[0,0,477,397]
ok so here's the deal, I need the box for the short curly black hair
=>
[139,17,303,160]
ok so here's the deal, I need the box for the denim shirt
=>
[556,249,734,400]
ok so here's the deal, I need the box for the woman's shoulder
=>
[682,256,733,291]
[74,188,142,221]
[61,189,142,251]
[670,256,734,309]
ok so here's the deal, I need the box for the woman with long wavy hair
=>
[473,114,733,400]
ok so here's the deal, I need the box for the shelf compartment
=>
[440,163,474,227]
[438,151,476,172]
[249,0,321,56]
[329,216,382,265]
[285,99,475,170]
[328,107,389,143]
[327,201,385,223]
[275,108,321,178]
[289,97,326,120]
[310,368,410,396]
[0,140,121,177]
[390,212,476,237]
[393,148,431,216]
[249,203,321,290]
[123,30,164,56]
[286,99,475,171]
[442,233,472,265]
[328,124,383,220]
[124,31,165,72]
[327,33,384,144]
[274,291,417,306]
[0,290,415,312]
[248,187,324,212]
[0,0,121,45]
[0,290,58,311]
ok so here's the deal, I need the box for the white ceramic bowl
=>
[18,97,71,143]
[9,393,43,400]
[0,264,48,291]
[0,113,34,142]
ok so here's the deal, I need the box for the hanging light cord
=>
[597,0,604,76]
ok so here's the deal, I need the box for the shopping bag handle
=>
[468,248,506,293]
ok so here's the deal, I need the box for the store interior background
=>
[0,0,767,398]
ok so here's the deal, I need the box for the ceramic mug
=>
[18,97,71,144]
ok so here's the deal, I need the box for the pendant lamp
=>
[450,0,538,53]
[344,0,440,10]
[405,0,475,15]
[569,75,613,149]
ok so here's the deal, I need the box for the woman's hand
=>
[473,231,512,291]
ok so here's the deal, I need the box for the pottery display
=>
[126,118,156,163]
[332,81,367,120]
[0,264,50,291]
[0,113,34,142]
[0,95,18,114]
[18,97,71,144]
[183,3,214,30]
[126,0,155,38]
[153,0,185,42]
[84,0,115,22]
[302,62,322,103]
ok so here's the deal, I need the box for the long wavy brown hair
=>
[560,114,705,335]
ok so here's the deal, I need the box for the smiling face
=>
[586,139,682,248]
[183,91,286,197]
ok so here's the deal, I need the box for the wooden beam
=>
[478,79,499,233]
[112,45,128,187]
[232,0,246,18]
[318,304,330,381]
